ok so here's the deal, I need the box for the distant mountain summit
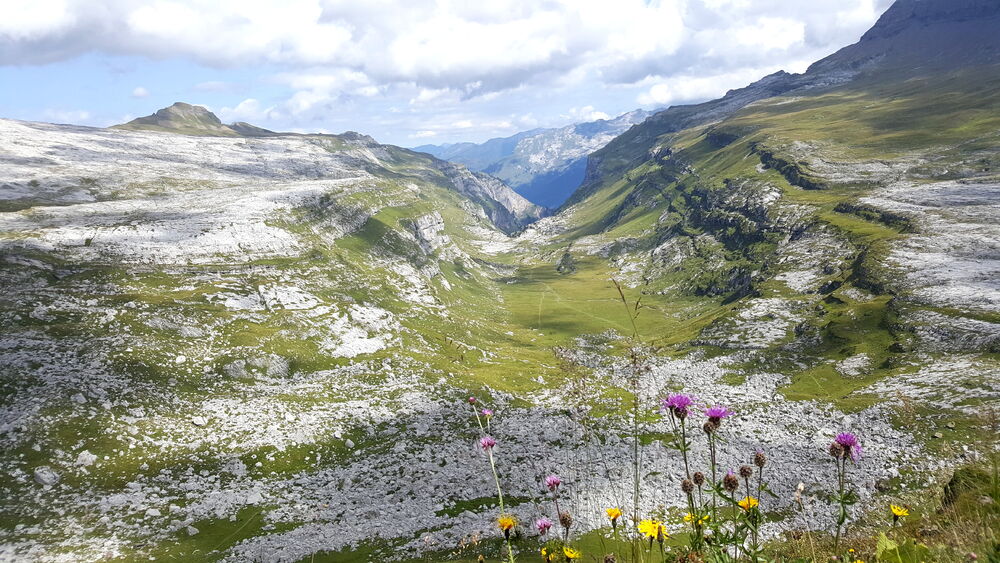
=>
[416,109,652,208]
[109,102,542,232]
[807,0,1000,76]
[115,102,276,137]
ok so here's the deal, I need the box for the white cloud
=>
[565,105,610,122]
[40,108,90,123]
[0,1,883,97]
[131,86,149,98]
[733,17,806,51]
[218,98,278,122]
[1,1,890,144]
[636,65,794,106]
[0,0,74,41]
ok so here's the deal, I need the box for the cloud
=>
[636,65,797,106]
[1,1,891,144]
[40,108,90,123]
[218,98,278,123]
[565,105,610,122]
[0,0,884,97]
[131,86,149,98]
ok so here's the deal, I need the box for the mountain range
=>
[414,109,652,208]
[1,0,999,560]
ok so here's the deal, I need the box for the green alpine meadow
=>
[0,0,998,561]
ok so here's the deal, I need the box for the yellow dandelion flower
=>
[637,519,658,538]
[606,507,622,521]
[563,546,582,560]
[684,512,694,523]
[497,514,516,531]
[541,547,550,562]
[738,496,759,511]
[890,504,909,518]
[638,519,667,541]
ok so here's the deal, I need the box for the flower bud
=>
[559,511,573,531]
[723,472,739,492]
[829,441,846,459]
[693,472,705,486]
[739,465,753,479]
[754,451,767,468]
[681,479,694,494]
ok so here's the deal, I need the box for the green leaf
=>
[876,531,898,558]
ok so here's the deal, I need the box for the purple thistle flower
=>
[544,474,562,491]
[481,408,494,417]
[536,517,553,535]
[661,393,694,419]
[468,397,477,404]
[479,436,496,451]
[834,432,863,461]
[705,405,734,420]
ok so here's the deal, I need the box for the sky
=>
[0,0,893,147]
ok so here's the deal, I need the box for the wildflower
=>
[479,436,497,451]
[704,405,734,425]
[703,420,717,434]
[536,517,553,535]
[891,504,909,523]
[541,547,552,563]
[684,513,709,524]
[754,450,767,468]
[545,474,562,491]
[833,432,863,461]
[638,519,667,541]
[606,507,622,529]
[661,393,693,419]
[563,546,582,560]
[481,408,494,417]
[738,496,759,511]
[497,514,516,539]
[559,510,573,532]
[739,465,753,479]
[829,441,846,459]
[468,397,477,404]
[693,471,705,486]
[723,471,740,493]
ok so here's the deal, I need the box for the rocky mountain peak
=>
[115,102,240,136]
[860,0,1000,42]
[155,102,222,123]
[807,0,1000,76]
